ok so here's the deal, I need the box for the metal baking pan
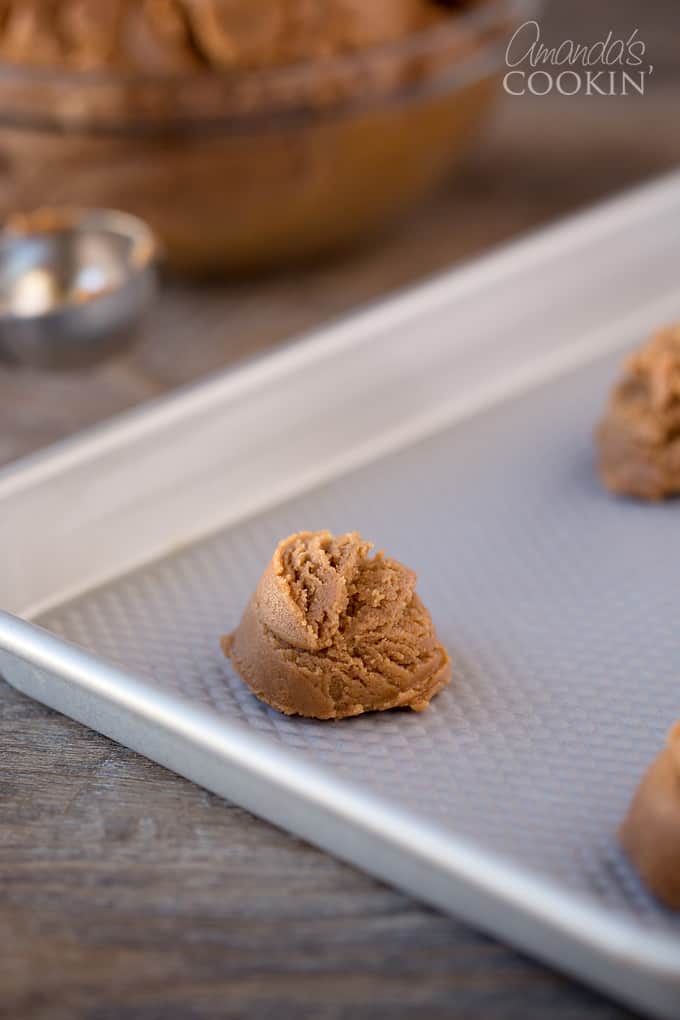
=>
[2,172,680,1019]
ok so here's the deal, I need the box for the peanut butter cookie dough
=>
[619,722,680,909]
[0,0,494,272]
[221,531,451,719]
[597,324,680,500]
[0,0,462,72]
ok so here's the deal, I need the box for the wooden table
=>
[2,11,680,1016]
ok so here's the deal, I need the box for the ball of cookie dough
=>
[596,324,680,500]
[221,530,451,719]
[619,722,680,909]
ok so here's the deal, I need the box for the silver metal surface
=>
[1,172,680,1019]
[0,207,157,369]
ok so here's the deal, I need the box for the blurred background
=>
[0,0,678,466]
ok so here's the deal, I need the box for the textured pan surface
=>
[39,347,680,937]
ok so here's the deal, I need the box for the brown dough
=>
[56,1,124,69]
[122,0,201,73]
[184,1,453,70]
[221,530,451,719]
[0,0,457,71]
[619,722,680,909]
[596,324,680,500]
[0,1,63,65]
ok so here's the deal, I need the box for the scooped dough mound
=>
[597,324,680,500]
[619,722,680,909]
[221,530,451,719]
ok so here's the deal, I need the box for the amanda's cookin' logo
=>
[504,20,654,96]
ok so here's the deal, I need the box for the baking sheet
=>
[34,348,680,924]
[2,172,680,1019]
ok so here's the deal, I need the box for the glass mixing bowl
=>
[0,1,531,274]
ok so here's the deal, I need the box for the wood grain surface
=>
[2,3,679,1017]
